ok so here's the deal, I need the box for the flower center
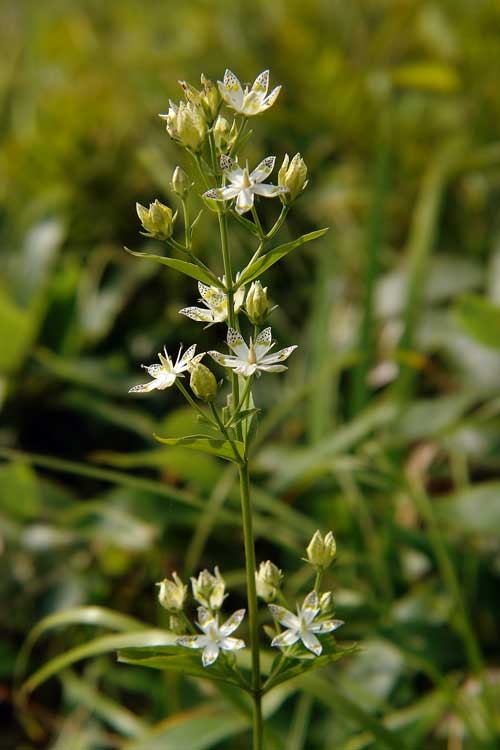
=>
[241,167,252,189]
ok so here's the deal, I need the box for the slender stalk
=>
[175,380,217,428]
[239,461,263,750]
[209,403,243,465]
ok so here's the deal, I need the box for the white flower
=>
[129,345,203,393]
[177,607,246,667]
[179,281,244,325]
[208,327,297,377]
[218,69,281,116]
[269,591,344,657]
[203,155,288,215]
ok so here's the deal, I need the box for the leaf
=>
[263,641,358,692]
[455,294,500,350]
[118,646,248,691]
[234,229,329,288]
[124,247,221,287]
[435,481,500,535]
[20,630,175,697]
[154,434,244,463]
[124,701,250,750]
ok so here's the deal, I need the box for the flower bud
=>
[319,591,334,615]
[278,153,308,203]
[136,200,176,240]
[160,101,207,152]
[306,530,337,569]
[157,572,187,612]
[190,363,218,402]
[255,560,283,602]
[213,115,237,154]
[179,75,221,123]
[246,281,273,325]
[172,166,191,199]
[191,566,226,610]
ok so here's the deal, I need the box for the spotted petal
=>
[202,642,220,667]
[219,608,245,637]
[252,70,269,96]
[301,591,320,625]
[203,186,240,202]
[310,619,344,634]
[252,183,287,198]
[179,306,215,323]
[262,85,281,110]
[218,69,244,112]
[227,328,249,359]
[254,327,273,358]
[221,637,245,651]
[144,364,163,377]
[261,345,298,365]
[300,630,322,656]
[250,156,275,184]
[235,189,254,214]
[176,344,197,371]
[198,283,226,309]
[271,629,300,649]
[128,380,160,394]
[268,604,299,630]
[177,634,208,649]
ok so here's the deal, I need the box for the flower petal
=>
[208,350,240,368]
[203,187,240,202]
[251,69,269,96]
[301,630,322,656]
[177,635,208,649]
[258,364,288,373]
[202,642,220,667]
[254,327,273,359]
[179,306,215,323]
[177,344,197,371]
[250,156,275,183]
[218,69,244,112]
[227,328,249,359]
[219,608,245,637]
[262,85,282,109]
[144,364,163,378]
[271,629,300,649]
[310,619,344,634]
[221,637,245,651]
[197,606,214,630]
[268,604,300,630]
[128,380,159,393]
[261,345,298,365]
[235,188,254,214]
[252,183,287,198]
[301,591,320,625]
[198,283,226,308]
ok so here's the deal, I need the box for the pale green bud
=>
[306,530,337,569]
[191,566,226,610]
[319,591,334,615]
[190,363,218,403]
[136,200,176,240]
[179,75,221,123]
[161,101,207,152]
[278,153,308,203]
[255,560,283,603]
[246,281,273,325]
[157,572,187,612]
[213,115,237,154]
[172,166,191,198]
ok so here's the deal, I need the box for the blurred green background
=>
[2,0,500,748]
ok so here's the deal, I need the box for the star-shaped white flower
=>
[203,155,288,215]
[208,327,297,377]
[269,591,344,657]
[179,281,245,325]
[218,69,281,116]
[129,345,203,393]
[177,607,246,667]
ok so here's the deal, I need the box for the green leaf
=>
[235,229,329,288]
[118,645,249,691]
[455,294,500,350]
[20,630,174,697]
[124,247,221,288]
[263,640,358,692]
[154,434,244,463]
[435,481,500,535]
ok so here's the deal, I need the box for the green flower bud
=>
[160,101,207,152]
[255,560,283,603]
[157,572,187,612]
[172,166,191,199]
[319,591,334,615]
[306,530,337,569]
[246,281,273,325]
[136,199,176,240]
[179,75,221,123]
[278,153,308,203]
[191,566,226,610]
[190,363,218,402]
[213,115,237,154]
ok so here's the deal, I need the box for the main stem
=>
[239,461,263,750]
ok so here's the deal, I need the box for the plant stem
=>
[239,461,263,750]
[175,380,217,428]
[209,403,243,465]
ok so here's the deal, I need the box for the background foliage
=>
[1,0,500,748]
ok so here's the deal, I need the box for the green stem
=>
[175,380,217,428]
[313,568,323,593]
[209,403,243,465]
[251,206,265,239]
[181,199,190,250]
[226,376,254,428]
[239,461,263,750]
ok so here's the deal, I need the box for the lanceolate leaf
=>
[124,247,222,288]
[118,645,249,691]
[235,228,329,288]
[263,641,358,692]
[154,434,244,463]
